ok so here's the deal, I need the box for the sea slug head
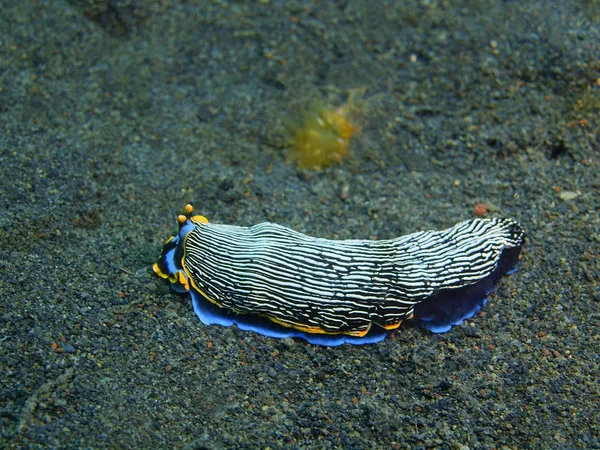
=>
[177,204,208,240]
[154,204,209,293]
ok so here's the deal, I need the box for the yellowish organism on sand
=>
[287,89,366,170]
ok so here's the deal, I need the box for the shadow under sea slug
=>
[154,205,525,346]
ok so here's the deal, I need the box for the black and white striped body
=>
[180,217,524,336]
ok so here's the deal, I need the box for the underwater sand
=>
[0,0,598,448]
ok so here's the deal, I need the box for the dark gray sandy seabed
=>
[1,1,599,448]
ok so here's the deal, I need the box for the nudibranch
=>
[154,205,524,346]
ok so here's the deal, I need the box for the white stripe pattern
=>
[182,217,524,334]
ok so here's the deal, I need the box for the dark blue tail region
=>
[413,246,522,333]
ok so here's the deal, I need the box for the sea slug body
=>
[154,205,524,346]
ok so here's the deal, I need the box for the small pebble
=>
[559,191,578,201]
[64,344,76,354]
[473,203,487,216]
